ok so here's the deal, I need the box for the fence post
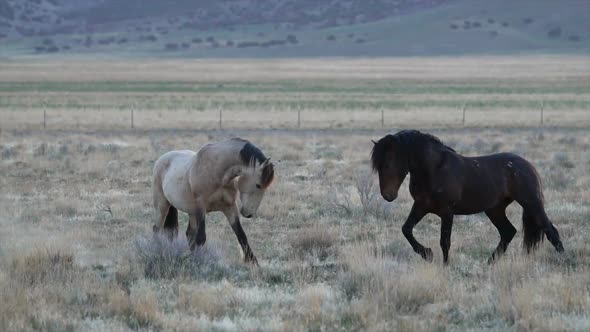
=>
[297,108,301,128]
[43,109,46,129]
[381,109,384,128]
[131,108,134,129]
[462,104,466,126]
[219,108,222,130]
[540,100,544,125]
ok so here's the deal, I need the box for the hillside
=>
[0,0,588,57]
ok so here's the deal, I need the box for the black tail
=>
[522,210,543,253]
[164,206,178,230]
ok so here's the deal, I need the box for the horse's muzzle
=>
[240,208,253,218]
[381,191,397,202]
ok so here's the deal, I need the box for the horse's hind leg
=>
[153,203,178,241]
[485,202,517,263]
[439,212,454,265]
[153,188,178,241]
[163,206,178,241]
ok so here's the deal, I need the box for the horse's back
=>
[456,152,541,212]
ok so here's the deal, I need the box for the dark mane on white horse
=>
[237,139,268,165]
[236,138,274,188]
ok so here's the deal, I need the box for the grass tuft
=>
[11,249,75,286]
[134,234,235,281]
[291,225,337,260]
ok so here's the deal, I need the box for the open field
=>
[1,56,590,130]
[1,56,590,331]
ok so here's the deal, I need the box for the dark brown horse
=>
[371,130,564,264]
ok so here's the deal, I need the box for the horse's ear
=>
[271,159,281,167]
[371,139,377,145]
[262,158,271,167]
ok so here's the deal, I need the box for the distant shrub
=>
[191,37,202,43]
[62,45,71,50]
[206,36,215,42]
[326,34,336,41]
[140,35,157,42]
[472,21,481,28]
[501,22,509,27]
[569,35,580,42]
[236,41,260,48]
[355,38,365,43]
[449,24,458,29]
[553,152,575,169]
[1,145,18,159]
[489,30,498,38]
[34,46,45,52]
[164,43,178,50]
[348,33,354,38]
[548,27,562,38]
[98,37,114,45]
[117,38,128,44]
[260,39,287,47]
[523,17,534,24]
[46,45,59,52]
[226,40,234,47]
[286,34,298,44]
[0,0,15,19]
[181,42,190,49]
[42,38,53,46]
[488,18,495,24]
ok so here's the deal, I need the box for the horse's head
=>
[238,158,274,218]
[371,135,409,202]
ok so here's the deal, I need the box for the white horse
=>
[152,138,275,264]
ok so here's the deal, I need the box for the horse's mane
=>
[235,138,274,188]
[371,130,454,171]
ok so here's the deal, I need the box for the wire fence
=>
[1,106,589,131]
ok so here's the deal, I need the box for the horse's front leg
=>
[439,212,454,265]
[402,203,432,262]
[187,207,206,250]
[223,206,258,265]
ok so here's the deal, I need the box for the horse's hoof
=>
[556,242,565,253]
[421,248,433,262]
[245,256,259,266]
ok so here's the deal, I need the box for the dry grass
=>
[1,127,589,331]
[1,56,589,130]
[1,57,589,331]
[1,56,589,82]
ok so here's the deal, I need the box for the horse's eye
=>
[256,184,261,189]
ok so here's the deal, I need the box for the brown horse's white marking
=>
[152,138,274,264]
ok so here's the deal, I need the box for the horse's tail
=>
[164,206,178,230]
[522,209,543,252]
